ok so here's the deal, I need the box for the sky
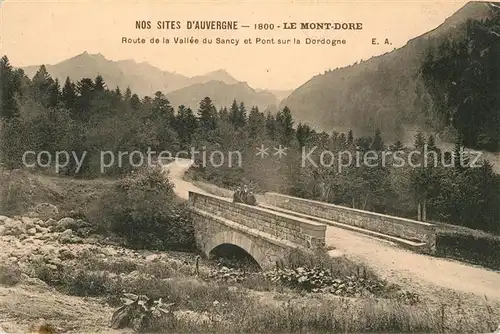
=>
[0,0,470,90]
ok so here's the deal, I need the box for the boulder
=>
[101,247,118,257]
[58,229,73,243]
[3,218,26,236]
[21,217,36,229]
[20,274,50,289]
[35,225,49,234]
[55,217,76,231]
[40,218,57,228]
[27,227,37,236]
[145,254,161,262]
[29,320,57,334]
[28,203,59,219]
[58,247,75,260]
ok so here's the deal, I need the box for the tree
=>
[296,123,314,147]
[276,106,294,145]
[31,65,55,107]
[347,130,354,146]
[47,78,61,108]
[0,56,23,118]
[371,128,384,151]
[414,132,426,150]
[124,87,132,101]
[219,106,229,123]
[75,78,95,119]
[228,99,246,129]
[247,106,265,138]
[94,75,107,92]
[175,105,198,147]
[237,102,247,128]
[130,94,141,111]
[265,112,277,140]
[152,91,174,122]
[390,140,404,151]
[427,134,438,152]
[228,99,239,128]
[62,77,76,110]
[197,97,218,132]
[114,86,122,98]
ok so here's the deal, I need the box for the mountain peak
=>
[71,51,107,62]
[206,69,230,75]
[191,69,239,85]
[415,1,498,41]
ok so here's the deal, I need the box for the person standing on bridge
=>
[245,187,257,206]
[233,186,244,203]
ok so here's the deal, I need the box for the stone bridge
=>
[188,190,437,269]
[188,191,326,269]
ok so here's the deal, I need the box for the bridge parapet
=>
[264,192,436,253]
[189,191,326,249]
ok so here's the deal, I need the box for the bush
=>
[267,249,392,297]
[87,166,196,251]
[0,170,32,215]
[436,230,500,270]
[0,264,23,286]
[278,248,379,281]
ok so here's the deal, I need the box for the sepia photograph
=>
[0,0,499,332]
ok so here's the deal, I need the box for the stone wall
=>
[191,209,293,270]
[189,192,326,249]
[264,192,436,252]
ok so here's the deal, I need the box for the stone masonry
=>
[264,192,437,253]
[188,191,326,269]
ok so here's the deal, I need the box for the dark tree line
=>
[0,54,498,234]
[421,15,500,151]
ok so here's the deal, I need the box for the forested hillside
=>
[281,2,500,151]
[0,55,499,235]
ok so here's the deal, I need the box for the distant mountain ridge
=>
[166,80,279,112]
[20,52,282,109]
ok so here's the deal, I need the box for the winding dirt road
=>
[164,158,500,302]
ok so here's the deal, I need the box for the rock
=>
[76,227,92,237]
[56,217,76,231]
[175,310,212,327]
[29,319,56,334]
[58,229,73,243]
[145,254,161,262]
[21,217,36,229]
[40,218,57,228]
[28,203,59,219]
[328,249,344,258]
[46,264,58,271]
[27,227,37,236]
[3,219,26,236]
[58,247,75,260]
[35,225,49,234]
[0,321,25,333]
[23,238,34,244]
[75,219,91,228]
[20,274,50,289]
[101,247,118,257]
[0,215,9,223]
[36,233,51,241]
[0,226,5,236]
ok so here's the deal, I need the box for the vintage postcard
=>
[0,0,499,333]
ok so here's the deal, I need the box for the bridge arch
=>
[204,231,268,268]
